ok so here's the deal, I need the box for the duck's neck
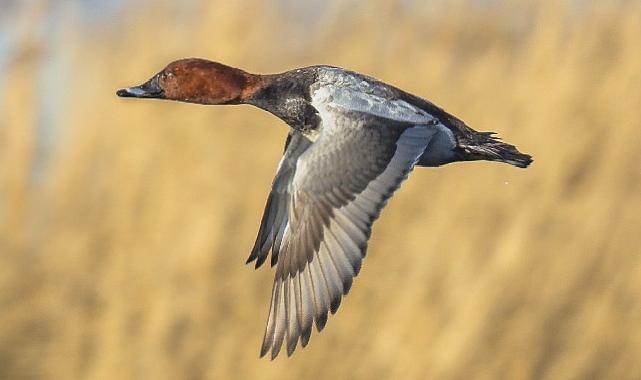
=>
[237,72,268,104]
[245,72,320,132]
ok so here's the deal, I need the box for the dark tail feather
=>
[458,132,533,168]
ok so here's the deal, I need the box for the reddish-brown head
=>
[117,58,260,105]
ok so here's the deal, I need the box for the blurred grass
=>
[1,0,641,379]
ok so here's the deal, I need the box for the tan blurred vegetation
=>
[1,0,641,379]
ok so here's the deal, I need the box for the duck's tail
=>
[457,132,533,168]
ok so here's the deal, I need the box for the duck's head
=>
[117,58,260,105]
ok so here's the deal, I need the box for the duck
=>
[117,58,532,359]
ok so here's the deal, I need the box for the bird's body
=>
[117,58,532,359]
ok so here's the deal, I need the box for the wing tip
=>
[330,295,342,314]
[259,340,284,360]
[301,325,312,347]
[286,338,298,357]
[260,346,269,359]
[315,312,328,332]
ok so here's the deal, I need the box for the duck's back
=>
[307,65,531,168]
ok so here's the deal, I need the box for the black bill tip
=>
[116,76,164,99]
[116,85,163,98]
[116,88,136,97]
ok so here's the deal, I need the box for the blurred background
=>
[2,0,641,379]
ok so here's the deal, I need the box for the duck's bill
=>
[117,78,164,99]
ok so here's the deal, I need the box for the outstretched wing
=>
[247,131,313,268]
[260,109,437,359]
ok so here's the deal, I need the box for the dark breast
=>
[249,68,322,133]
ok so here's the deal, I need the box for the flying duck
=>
[117,58,532,359]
